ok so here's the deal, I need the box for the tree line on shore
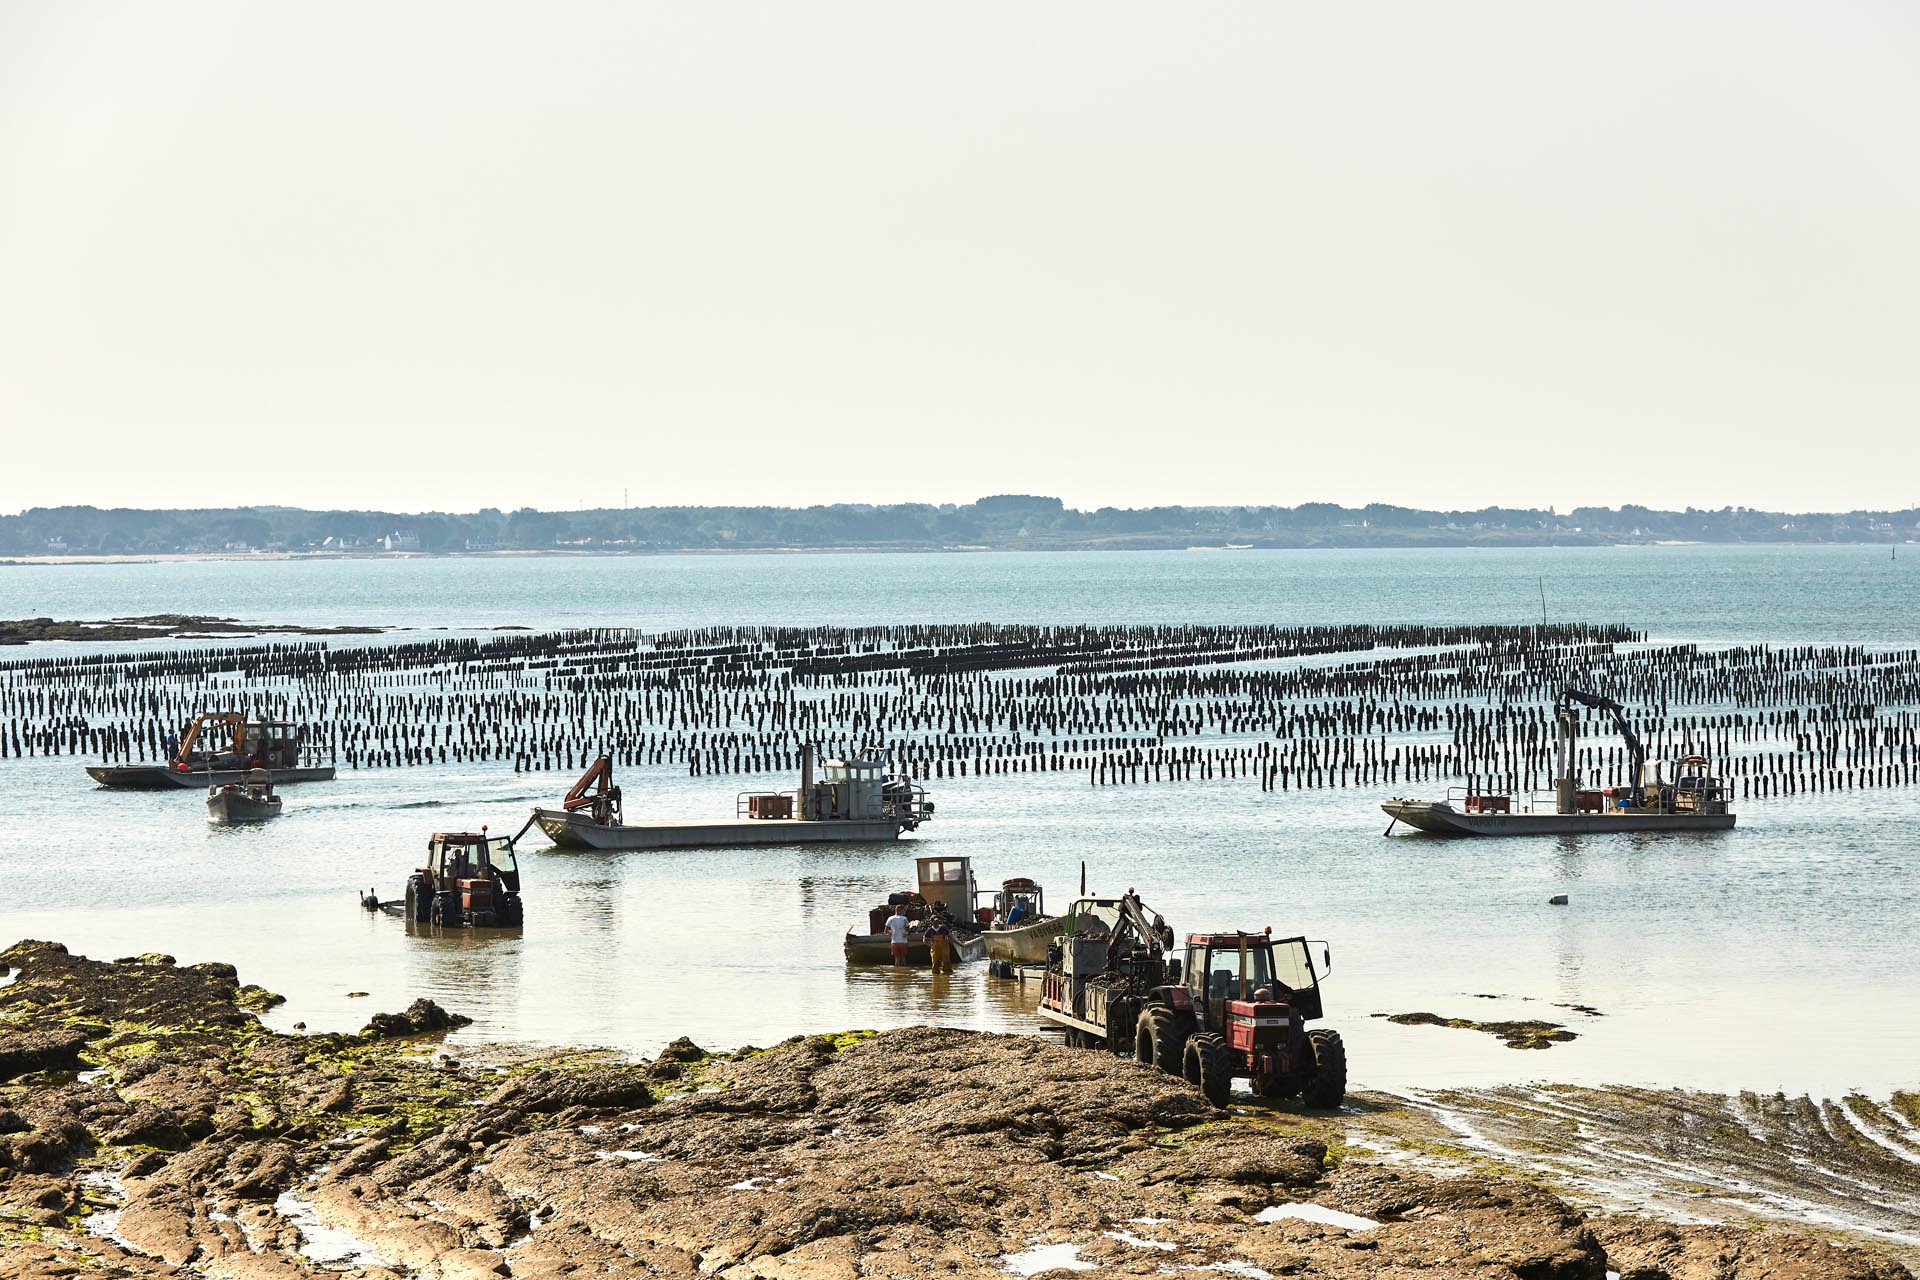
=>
[4,494,1916,556]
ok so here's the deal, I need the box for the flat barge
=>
[1384,688,1734,837]
[87,714,334,789]
[1381,800,1734,836]
[533,811,913,851]
[526,748,932,853]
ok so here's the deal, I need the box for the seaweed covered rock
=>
[657,1035,708,1062]
[0,1027,88,1080]
[359,997,473,1038]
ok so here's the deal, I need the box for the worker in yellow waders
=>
[928,919,953,974]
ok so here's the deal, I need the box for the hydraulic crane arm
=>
[562,755,623,823]
[1111,890,1171,962]
[1559,688,1645,801]
[174,713,246,765]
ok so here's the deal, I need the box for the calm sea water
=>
[0,546,1913,1096]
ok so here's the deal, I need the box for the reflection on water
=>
[397,921,527,1017]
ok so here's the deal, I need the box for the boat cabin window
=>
[919,859,968,883]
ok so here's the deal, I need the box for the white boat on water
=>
[206,770,283,824]
[981,877,1064,965]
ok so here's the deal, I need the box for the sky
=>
[2,2,1917,516]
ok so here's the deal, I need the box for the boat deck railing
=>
[733,784,935,825]
[1443,781,1728,817]
[1443,785,1575,816]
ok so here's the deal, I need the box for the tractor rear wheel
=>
[1301,1028,1348,1110]
[1183,1032,1232,1108]
[1135,1008,1189,1076]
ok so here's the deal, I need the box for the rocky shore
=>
[0,616,381,644]
[0,941,1909,1280]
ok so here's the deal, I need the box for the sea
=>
[0,545,1913,1098]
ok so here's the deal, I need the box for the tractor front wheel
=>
[430,893,457,928]
[1135,1008,1189,1076]
[1183,1032,1233,1108]
[1301,1028,1348,1110]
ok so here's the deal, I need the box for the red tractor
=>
[1134,929,1345,1110]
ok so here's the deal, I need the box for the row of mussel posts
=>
[2,622,1918,802]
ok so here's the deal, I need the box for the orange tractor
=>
[401,830,525,928]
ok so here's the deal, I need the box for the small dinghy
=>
[982,877,1065,966]
[206,770,283,824]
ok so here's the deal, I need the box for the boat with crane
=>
[524,746,933,852]
[87,713,335,789]
[1381,688,1736,836]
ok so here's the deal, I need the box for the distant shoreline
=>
[6,495,1914,561]
[1,540,1912,567]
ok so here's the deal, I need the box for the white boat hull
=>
[206,792,283,824]
[983,917,1066,964]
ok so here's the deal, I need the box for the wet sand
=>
[1369,1081,1920,1261]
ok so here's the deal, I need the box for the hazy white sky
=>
[2,2,1916,515]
